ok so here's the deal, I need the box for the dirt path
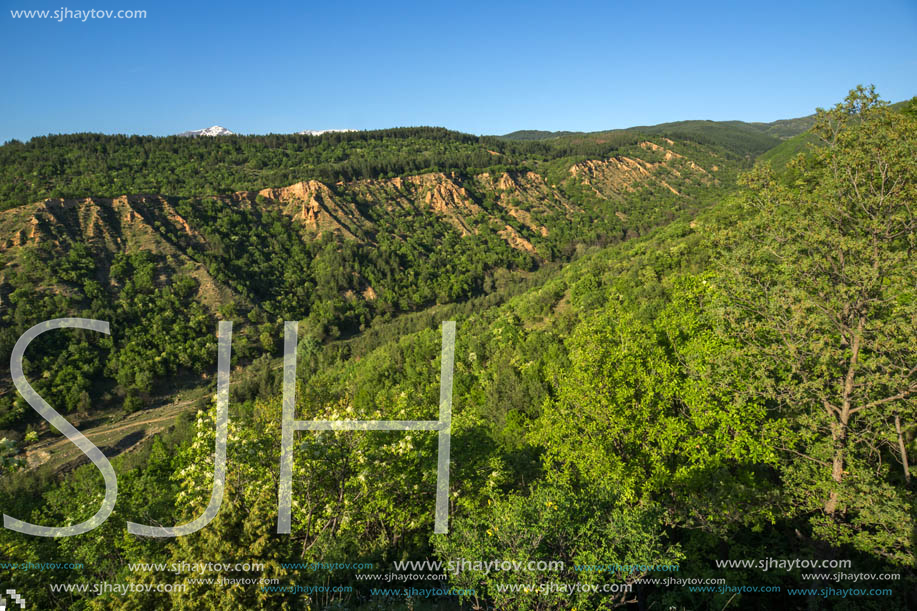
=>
[20,359,284,470]
[23,397,197,469]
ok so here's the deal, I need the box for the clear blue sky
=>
[1,0,915,142]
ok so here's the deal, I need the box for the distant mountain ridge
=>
[12,99,911,214]
[177,127,358,137]
[178,125,234,137]
[173,114,818,142]
[499,115,817,141]
[172,117,816,141]
[498,130,582,141]
[296,129,357,136]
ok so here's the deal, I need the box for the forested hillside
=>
[0,128,741,432]
[0,88,915,610]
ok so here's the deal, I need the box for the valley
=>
[1,91,915,610]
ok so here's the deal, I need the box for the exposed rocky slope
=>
[2,139,713,256]
[0,138,720,321]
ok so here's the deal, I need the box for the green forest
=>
[0,120,778,212]
[0,88,915,610]
[0,117,738,428]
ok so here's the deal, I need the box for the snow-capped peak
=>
[296,129,356,136]
[179,125,234,137]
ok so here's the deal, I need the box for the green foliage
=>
[0,127,651,211]
[616,120,782,157]
[0,243,215,426]
[2,87,915,610]
[714,85,917,563]
[435,481,679,610]
[0,128,739,429]
[756,131,818,169]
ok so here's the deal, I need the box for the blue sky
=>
[1,0,915,142]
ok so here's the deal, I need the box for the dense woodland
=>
[0,125,735,429]
[0,89,915,610]
[0,121,780,211]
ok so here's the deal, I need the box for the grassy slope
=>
[756,131,818,168]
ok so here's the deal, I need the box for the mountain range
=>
[177,126,359,137]
[177,125,234,137]
[0,117,772,432]
[175,115,818,141]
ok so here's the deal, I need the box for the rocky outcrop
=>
[568,140,712,199]
[256,180,367,238]
[1,140,717,265]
